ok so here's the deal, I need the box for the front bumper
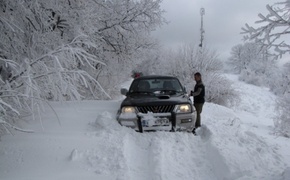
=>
[117,111,196,132]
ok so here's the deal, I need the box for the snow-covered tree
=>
[242,0,290,137]
[179,45,238,107]
[228,42,279,86]
[79,0,164,98]
[275,63,290,137]
[280,63,290,95]
[241,0,290,59]
[227,44,244,74]
[276,93,290,138]
[0,0,164,134]
[148,44,239,107]
[1,0,103,134]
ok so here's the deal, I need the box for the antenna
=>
[199,8,205,48]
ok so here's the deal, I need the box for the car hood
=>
[121,93,190,107]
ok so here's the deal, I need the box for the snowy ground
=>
[1,74,290,180]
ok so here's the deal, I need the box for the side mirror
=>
[120,88,128,96]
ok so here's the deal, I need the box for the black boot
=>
[192,128,196,135]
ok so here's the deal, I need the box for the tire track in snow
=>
[89,111,232,180]
[68,112,133,179]
[121,132,154,180]
[121,131,173,180]
[154,130,229,180]
[122,129,227,180]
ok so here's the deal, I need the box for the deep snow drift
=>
[0,74,290,180]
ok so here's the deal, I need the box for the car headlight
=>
[121,106,136,113]
[174,104,191,113]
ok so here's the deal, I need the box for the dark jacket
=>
[192,80,205,104]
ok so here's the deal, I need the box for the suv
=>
[117,75,196,132]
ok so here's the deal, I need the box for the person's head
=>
[194,72,202,82]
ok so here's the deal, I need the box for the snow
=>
[1,74,290,180]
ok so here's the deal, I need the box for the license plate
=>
[155,118,169,125]
[142,118,169,127]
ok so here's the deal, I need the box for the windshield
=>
[129,78,184,94]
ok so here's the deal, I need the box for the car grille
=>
[137,105,175,113]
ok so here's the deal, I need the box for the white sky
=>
[152,0,279,60]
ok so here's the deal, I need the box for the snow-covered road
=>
[70,110,222,180]
[1,75,290,180]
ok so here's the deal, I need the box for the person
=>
[134,73,140,79]
[190,72,205,134]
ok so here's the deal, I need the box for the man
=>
[190,72,205,134]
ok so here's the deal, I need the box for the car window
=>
[162,79,183,92]
[129,80,151,92]
[129,78,183,93]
